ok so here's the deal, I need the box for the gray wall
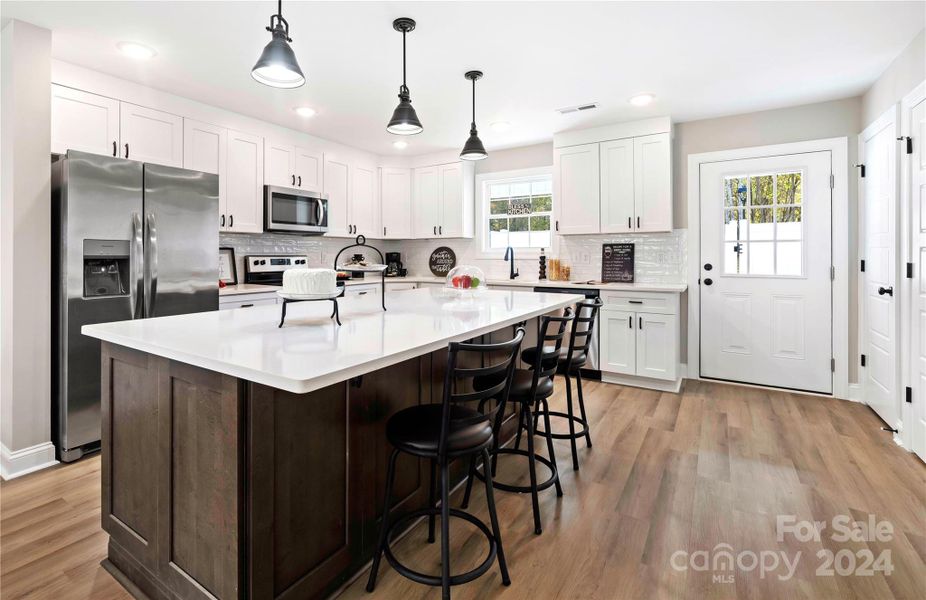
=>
[861,29,925,125]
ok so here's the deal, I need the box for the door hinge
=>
[830,266,836,280]
[907,262,914,279]
[855,164,866,177]
[906,386,913,404]
[829,173,835,189]
[831,358,836,373]
[860,259,866,272]
[861,354,866,367]
[898,136,913,154]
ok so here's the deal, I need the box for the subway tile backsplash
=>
[220,230,686,284]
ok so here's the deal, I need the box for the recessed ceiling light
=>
[392,140,408,150]
[294,106,316,118]
[629,93,656,107]
[117,42,157,60]
[490,121,511,132]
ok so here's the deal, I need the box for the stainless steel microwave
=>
[264,185,328,234]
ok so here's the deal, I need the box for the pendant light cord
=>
[471,78,476,127]
[402,30,407,90]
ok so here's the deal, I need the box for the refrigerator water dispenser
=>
[83,239,129,298]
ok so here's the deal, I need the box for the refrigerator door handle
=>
[145,212,159,317]
[131,213,144,318]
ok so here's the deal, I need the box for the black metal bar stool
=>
[366,328,525,600]
[525,297,603,471]
[463,309,574,535]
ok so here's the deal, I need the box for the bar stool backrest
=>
[565,297,604,362]
[440,328,525,457]
[528,308,574,393]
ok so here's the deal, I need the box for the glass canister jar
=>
[445,265,488,293]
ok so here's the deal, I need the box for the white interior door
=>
[700,152,833,393]
[861,110,900,429]
[907,97,926,459]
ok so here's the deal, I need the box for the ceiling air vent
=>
[556,102,600,115]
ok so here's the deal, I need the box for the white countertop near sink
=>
[383,276,687,293]
[84,287,583,394]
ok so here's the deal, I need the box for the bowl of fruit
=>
[445,265,487,295]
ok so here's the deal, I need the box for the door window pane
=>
[776,172,802,204]
[776,206,802,240]
[724,209,747,241]
[725,176,748,207]
[724,242,747,274]
[776,242,803,275]
[750,208,774,241]
[750,174,774,206]
[749,242,775,275]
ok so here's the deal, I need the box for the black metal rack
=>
[333,235,387,311]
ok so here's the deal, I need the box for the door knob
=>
[704,263,713,271]
[703,278,713,286]
[878,286,894,296]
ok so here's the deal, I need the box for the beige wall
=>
[861,29,925,126]
[1,20,54,477]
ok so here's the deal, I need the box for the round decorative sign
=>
[429,246,457,277]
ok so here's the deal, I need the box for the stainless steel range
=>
[244,255,311,286]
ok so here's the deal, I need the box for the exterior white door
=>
[50,85,120,156]
[906,97,926,460]
[599,138,635,233]
[861,110,900,429]
[699,152,833,393]
[119,102,183,166]
[600,310,636,375]
[554,143,600,234]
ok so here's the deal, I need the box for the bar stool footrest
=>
[383,507,498,587]
[473,448,559,493]
[533,410,589,440]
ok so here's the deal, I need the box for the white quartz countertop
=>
[83,288,584,394]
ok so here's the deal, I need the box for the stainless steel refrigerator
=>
[52,150,219,462]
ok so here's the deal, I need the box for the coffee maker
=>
[385,252,406,277]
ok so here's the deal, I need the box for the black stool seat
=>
[474,369,553,401]
[521,346,587,371]
[386,404,493,457]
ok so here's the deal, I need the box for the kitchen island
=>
[82,287,583,600]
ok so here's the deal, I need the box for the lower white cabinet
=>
[344,283,381,310]
[384,281,417,292]
[599,291,681,390]
[219,292,279,310]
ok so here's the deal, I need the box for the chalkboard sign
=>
[429,246,457,277]
[601,243,634,283]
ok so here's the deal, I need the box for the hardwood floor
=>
[2,379,924,599]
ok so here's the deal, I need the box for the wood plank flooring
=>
[2,379,924,600]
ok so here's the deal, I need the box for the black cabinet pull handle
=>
[628,217,631,229]
[298,175,302,187]
[124,143,129,159]
[112,141,117,156]
[637,216,640,229]
[555,220,559,232]
[358,291,368,295]
[433,226,437,235]
[220,214,225,227]
[439,225,442,235]
[291,174,295,186]
[628,300,643,304]
[628,315,632,328]
[638,316,643,329]
[241,303,254,308]
[229,214,234,228]
[878,286,894,296]
[383,226,387,236]
[703,277,713,286]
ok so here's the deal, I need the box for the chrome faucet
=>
[504,246,519,280]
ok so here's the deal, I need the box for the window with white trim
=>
[483,175,553,251]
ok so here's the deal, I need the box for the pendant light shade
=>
[251,0,305,89]
[387,18,423,135]
[460,71,487,161]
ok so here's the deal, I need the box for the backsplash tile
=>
[219,230,687,284]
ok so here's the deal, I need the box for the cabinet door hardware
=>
[291,174,295,186]
[383,226,387,236]
[638,316,643,329]
[439,225,442,235]
[124,143,129,159]
[229,214,234,228]
[906,386,912,404]
[555,220,559,232]
[628,217,631,229]
[860,259,866,272]
[861,354,866,367]
[298,175,302,187]
[628,315,632,328]
[220,214,225,227]
[240,303,254,308]
[907,262,914,279]
[112,141,117,157]
[628,300,643,304]
[433,226,437,235]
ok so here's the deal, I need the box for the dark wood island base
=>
[99,338,517,600]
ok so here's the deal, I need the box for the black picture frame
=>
[219,247,238,285]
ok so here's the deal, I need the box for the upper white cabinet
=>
[183,118,226,230]
[119,103,183,167]
[323,154,351,237]
[51,85,120,157]
[265,139,322,190]
[554,143,600,234]
[224,129,264,233]
[380,167,412,239]
[633,133,672,232]
[412,161,473,238]
[350,163,378,237]
[553,118,673,234]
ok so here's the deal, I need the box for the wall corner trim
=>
[0,442,58,480]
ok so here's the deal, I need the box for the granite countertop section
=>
[83,288,583,394]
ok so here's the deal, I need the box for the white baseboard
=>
[600,372,683,393]
[0,442,58,480]
[848,383,864,403]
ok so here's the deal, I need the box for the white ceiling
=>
[2,1,923,157]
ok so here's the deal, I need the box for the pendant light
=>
[387,18,423,135]
[460,70,487,161]
[251,0,305,89]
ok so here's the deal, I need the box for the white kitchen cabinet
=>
[412,162,473,239]
[183,119,227,230]
[51,85,120,157]
[600,310,637,375]
[219,292,279,310]
[599,138,635,233]
[324,154,351,237]
[119,102,183,167]
[380,167,412,239]
[224,129,264,233]
[266,139,322,190]
[599,291,681,390]
[344,283,381,311]
[384,281,417,292]
[413,166,441,237]
[554,143,600,234]
[633,133,672,232]
[351,163,379,237]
